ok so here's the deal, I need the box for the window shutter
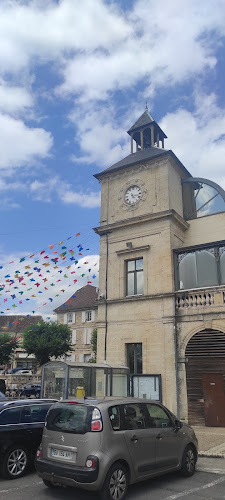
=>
[82,311,86,323]
[87,328,92,344]
[72,330,76,344]
[73,313,76,324]
[92,310,95,321]
[64,314,67,324]
[79,354,84,362]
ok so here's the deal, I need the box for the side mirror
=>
[174,419,182,430]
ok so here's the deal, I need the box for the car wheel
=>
[100,463,128,500]
[1,445,29,479]
[180,445,196,477]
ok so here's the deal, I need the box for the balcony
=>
[175,287,225,314]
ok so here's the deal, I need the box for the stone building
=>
[94,106,225,427]
[54,285,98,363]
[0,315,43,370]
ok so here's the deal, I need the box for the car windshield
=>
[46,403,94,434]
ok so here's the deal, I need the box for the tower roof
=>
[127,109,167,139]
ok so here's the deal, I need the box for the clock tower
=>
[94,107,191,413]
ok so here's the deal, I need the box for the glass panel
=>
[183,180,225,220]
[68,366,89,398]
[122,403,146,430]
[136,271,144,294]
[112,372,128,397]
[0,407,21,424]
[178,252,197,289]
[46,403,93,434]
[196,249,218,287]
[136,258,143,270]
[127,273,134,295]
[93,368,106,398]
[109,406,121,430]
[136,343,142,374]
[127,260,135,272]
[220,251,225,284]
[42,363,66,400]
[147,404,173,428]
[133,375,160,400]
[127,344,134,374]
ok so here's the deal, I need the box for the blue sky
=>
[0,0,225,318]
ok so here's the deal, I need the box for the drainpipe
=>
[173,293,180,418]
[104,232,109,361]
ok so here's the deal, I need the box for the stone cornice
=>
[116,245,150,255]
[93,209,189,235]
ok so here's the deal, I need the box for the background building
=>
[0,315,43,370]
[94,107,225,427]
[55,285,98,362]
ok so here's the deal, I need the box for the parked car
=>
[0,398,57,479]
[36,398,198,500]
[15,370,33,376]
[20,383,41,398]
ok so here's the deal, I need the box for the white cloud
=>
[160,92,225,185]
[30,176,101,208]
[0,81,33,115]
[0,114,53,170]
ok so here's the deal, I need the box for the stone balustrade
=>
[175,287,225,310]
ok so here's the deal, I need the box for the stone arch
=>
[184,328,225,426]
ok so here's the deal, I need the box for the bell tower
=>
[128,104,167,152]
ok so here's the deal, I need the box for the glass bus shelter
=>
[41,361,129,400]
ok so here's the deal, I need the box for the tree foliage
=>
[0,333,18,366]
[89,328,97,363]
[23,321,73,366]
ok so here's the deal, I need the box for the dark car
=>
[20,383,41,398]
[0,398,56,479]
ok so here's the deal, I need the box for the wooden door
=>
[202,373,225,426]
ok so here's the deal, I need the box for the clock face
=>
[124,185,142,205]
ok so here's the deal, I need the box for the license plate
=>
[51,448,73,460]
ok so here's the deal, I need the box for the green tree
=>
[89,328,97,363]
[0,333,18,366]
[23,321,73,366]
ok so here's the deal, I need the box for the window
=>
[127,343,142,374]
[175,244,225,290]
[84,353,92,363]
[126,258,143,295]
[0,407,21,425]
[109,406,121,431]
[86,311,92,321]
[21,404,51,423]
[146,404,173,428]
[64,312,75,324]
[82,310,95,323]
[122,403,146,430]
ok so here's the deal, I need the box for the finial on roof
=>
[145,101,148,110]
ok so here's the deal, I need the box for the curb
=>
[199,452,225,458]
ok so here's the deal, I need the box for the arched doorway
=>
[185,329,225,426]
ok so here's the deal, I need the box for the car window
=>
[122,403,147,430]
[46,403,93,434]
[108,406,121,431]
[0,407,21,425]
[21,404,51,423]
[146,404,173,428]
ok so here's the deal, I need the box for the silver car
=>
[35,398,198,500]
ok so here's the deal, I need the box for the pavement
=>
[192,425,225,474]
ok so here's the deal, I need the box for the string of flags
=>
[0,231,99,319]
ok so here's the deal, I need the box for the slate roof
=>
[94,146,192,180]
[127,109,155,132]
[0,315,43,333]
[54,285,98,314]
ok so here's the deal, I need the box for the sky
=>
[0,0,225,319]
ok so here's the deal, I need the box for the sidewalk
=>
[193,426,225,458]
[192,426,225,474]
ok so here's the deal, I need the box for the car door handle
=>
[130,435,138,442]
[156,433,163,440]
